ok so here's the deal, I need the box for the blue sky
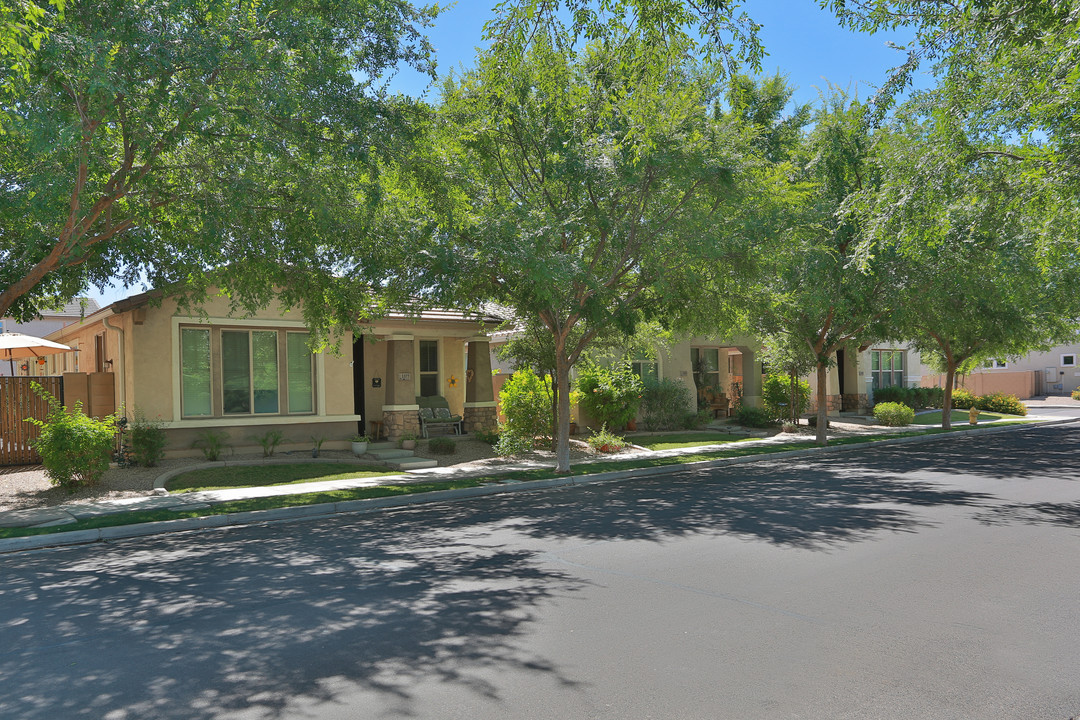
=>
[88,1,920,308]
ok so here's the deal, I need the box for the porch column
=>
[741,347,763,409]
[464,336,497,433]
[381,335,419,440]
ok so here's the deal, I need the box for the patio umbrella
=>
[0,333,72,375]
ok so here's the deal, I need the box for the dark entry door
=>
[352,338,365,435]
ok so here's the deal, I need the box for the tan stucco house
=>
[39,290,502,457]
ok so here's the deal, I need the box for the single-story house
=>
[39,290,502,457]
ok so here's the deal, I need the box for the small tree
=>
[26,384,118,491]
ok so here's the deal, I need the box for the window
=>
[691,347,721,390]
[179,326,314,418]
[181,329,212,417]
[418,340,438,397]
[984,358,1008,369]
[870,350,904,390]
[1061,354,1076,368]
[631,356,658,381]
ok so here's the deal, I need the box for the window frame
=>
[1061,354,1076,368]
[178,324,316,420]
[870,349,905,390]
[691,347,722,391]
[417,338,439,398]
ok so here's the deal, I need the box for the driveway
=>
[1,422,1078,719]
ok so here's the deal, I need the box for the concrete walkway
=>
[0,414,1071,553]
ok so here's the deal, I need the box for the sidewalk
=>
[1,414,1073,553]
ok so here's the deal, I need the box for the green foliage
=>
[807,415,830,429]
[498,368,553,443]
[872,386,944,410]
[0,0,438,329]
[762,372,810,422]
[975,393,1027,416]
[252,430,284,458]
[577,363,644,431]
[192,429,229,461]
[26,384,117,491]
[494,431,535,457]
[873,401,914,427]
[950,389,978,410]
[639,377,692,431]
[586,425,628,453]
[427,437,456,455]
[1073,388,1080,402]
[734,405,776,429]
[129,410,167,468]
[680,409,714,430]
[473,428,500,445]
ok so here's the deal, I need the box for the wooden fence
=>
[0,377,63,466]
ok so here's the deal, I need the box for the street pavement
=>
[1,422,1079,719]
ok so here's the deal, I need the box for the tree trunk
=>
[942,364,956,431]
[548,367,559,451]
[554,353,572,473]
[815,362,829,446]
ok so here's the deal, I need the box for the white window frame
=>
[985,359,1008,369]
[417,338,440,398]
[1061,354,1076,368]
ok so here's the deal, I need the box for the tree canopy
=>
[0,0,437,335]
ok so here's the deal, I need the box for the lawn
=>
[912,409,1022,425]
[165,462,399,492]
[633,432,754,451]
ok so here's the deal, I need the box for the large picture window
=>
[691,347,721,391]
[871,350,904,390]
[180,326,314,418]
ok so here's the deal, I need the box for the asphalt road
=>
[2,423,1080,720]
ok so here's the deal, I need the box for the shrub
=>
[428,436,456,454]
[976,392,1027,416]
[498,368,553,443]
[192,428,230,461]
[921,386,945,409]
[873,401,914,427]
[494,431,535,456]
[129,410,168,467]
[871,385,908,406]
[1073,388,1080,402]
[680,409,714,429]
[577,362,643,430]
[735,405,776,428]
[807,415,830,428]
[586,424,627,453]
[474,428,500,445]
[762,373,810,422]
[26,384,118,492]
[639,377,692,431]
[252,429,284,457]
[950,388,978,409]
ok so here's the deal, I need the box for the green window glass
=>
[287,333,314,413]
[180,328,212,417]
[252,331,279,414]
[419,340,438,397]
[222,331,251,414]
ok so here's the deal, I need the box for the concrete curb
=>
[2,417,1076,555]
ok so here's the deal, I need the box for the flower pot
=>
[400,439,416,450]
[625,419,637,432]
[569,422,578,435]
[350,441,368,456]
[312,448,319,458]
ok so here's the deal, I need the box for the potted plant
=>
[350,434,370,455]
[399,432,417,450]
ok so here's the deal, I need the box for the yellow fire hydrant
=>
[968,406,980,425]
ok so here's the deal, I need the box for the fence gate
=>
[0,377,63,466]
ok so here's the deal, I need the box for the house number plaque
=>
[398,372,411,381]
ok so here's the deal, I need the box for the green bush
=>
[950,388,978,409]
[873,386,944,410]
[252,429,284,457]
[26,384,118,492]
[428,436,456,454]
[734,405,776,428]
[474,428,500,445]
[873,401,915,427]
[871,385,907,406]
[640,377,692,431]
[807,415,830,428]
[130,410,168,467]
[586,424,627,453]
[494,430,535,456]
[1073,388,1080,402]
[762,372,810,422]
[192,428,230,461]
[577,362,643,430]
[976,392,1027,416]
[498,368,553,443]
[680,409,714,429]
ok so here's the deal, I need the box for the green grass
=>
[635,432,753,451]
[165,462,398,493]
[0,418,1044,541]
[911,409,1021,425]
